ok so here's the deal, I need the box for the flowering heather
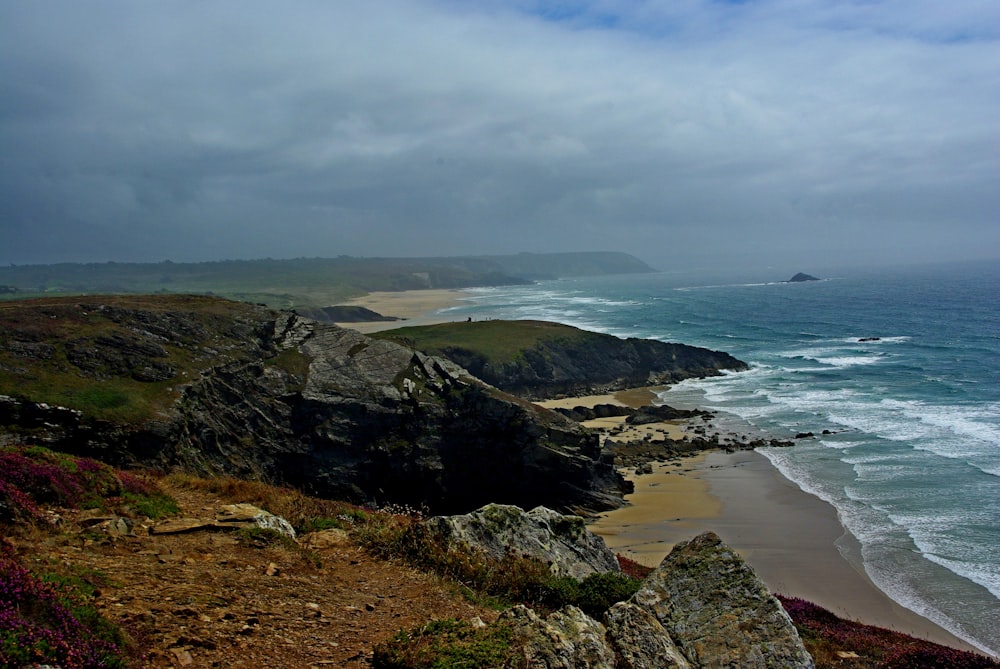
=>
[778,595,1000,669]
[0,541,127,668]
[0,445,176,522]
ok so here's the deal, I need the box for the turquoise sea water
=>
[442,258,1000,657]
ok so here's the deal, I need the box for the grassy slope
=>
[372,320,594,364]
[0,295,284,424]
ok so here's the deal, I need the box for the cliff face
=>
[376,320,749,400]
[0,296,628,514]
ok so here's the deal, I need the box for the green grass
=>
[373,320,594,365]
[373,618,517,669]
[0,295,277,424]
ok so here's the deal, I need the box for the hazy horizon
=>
[2,1,997,271]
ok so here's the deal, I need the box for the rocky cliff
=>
[375,320,749,400]
[0,296,628,514]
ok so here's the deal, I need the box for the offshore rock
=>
[422,504,620,579]
[631,531,814,668]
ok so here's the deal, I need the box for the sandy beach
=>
[335,289,472,333]
[589,449,977,653]
[542,390,977,652]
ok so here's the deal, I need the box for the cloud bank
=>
[1,0,997,269]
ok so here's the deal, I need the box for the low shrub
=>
[778,595,1000,669]
[0,539,132,668]
[0,445,178,523]
[354,516,642,615]
[372,618,516,669]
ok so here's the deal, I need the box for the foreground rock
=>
[505,531,814,668]
[423,504,621,579]
[0,296,628,514]
[631,531,814,668]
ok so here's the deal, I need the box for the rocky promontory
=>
[374,320,749,400]
[0,296,629,515]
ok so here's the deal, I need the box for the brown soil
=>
[11,483,497,668]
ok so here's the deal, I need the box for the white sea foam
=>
[895,510,1000,600]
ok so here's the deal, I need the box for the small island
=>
[787,272,820,282]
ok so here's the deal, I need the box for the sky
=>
[1,0,998,271]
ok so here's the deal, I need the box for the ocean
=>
[441,258,1000,657]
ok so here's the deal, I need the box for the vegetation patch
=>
[373,320,593,367]
[353,514,642,616]
[372,617,517,669]
[778,595,1000,669]
[0,445,177,523]
[0,538,133,668]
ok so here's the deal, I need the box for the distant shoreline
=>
[334,288,473,333]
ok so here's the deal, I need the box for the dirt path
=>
[19,484,496,668]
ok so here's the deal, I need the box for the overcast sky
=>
[1,1,997,270]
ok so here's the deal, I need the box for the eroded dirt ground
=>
[14,484,496,668]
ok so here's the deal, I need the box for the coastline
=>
[541,388,978,653]
[341,292,983,656]
[335,288,472,333]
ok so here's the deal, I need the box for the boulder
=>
[422,504,621,579]
[478,531,812,668]
[216,503,297,540]
[630,532,814,668]
[503,604,616,669]
[604,601,691,669]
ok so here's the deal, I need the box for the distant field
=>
[0,252,655,309]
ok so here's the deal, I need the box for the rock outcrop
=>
[0,296,629,515]
[422,504,621,579]
[631,531,814,668]
[787,272,820,282]
[374,320,749,400]
[498,530,813,668]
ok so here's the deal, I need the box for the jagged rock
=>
[626,404,706,425]
[216,503,296,540]
[423,504,620,579]
[604,601,691,669]
[631,532,814,668]
[503,604,617,668]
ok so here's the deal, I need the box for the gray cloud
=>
[1,0,997,269]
